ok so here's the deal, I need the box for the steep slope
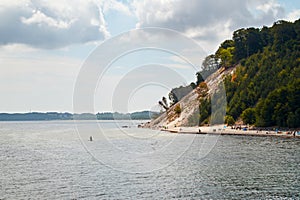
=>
[148,19,300,128]
[147,67,235,128]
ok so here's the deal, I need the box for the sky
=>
[0,0,299,113]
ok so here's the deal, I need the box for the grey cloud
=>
[133,0,286,46]
[0,2,108,49]
[144,0,284,28]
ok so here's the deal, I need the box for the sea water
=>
[0,121,299,199]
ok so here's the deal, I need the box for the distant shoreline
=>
[0,111,157,121]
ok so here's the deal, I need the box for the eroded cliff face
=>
[146,67,236,129]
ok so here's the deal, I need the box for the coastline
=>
[159,126,300,138]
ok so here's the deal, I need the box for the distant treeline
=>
[96,111,157,120]
[0,111,156,121]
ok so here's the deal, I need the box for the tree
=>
[225,115,235,126]
[174,104,182,115]
[196,72,204,85]
[219,39,234,49]
[199,54,220,80]
[216,47,234,68]
[233,28,263,62]
[272,20,297,50]
[162,97,168,108]
[159,96,169,111]
[241,108,256,125]
[233,28,248,62]
[199,98,211,124]
[196,82,208,97]
[191,20,300,128]
[202,54,220,71]
[245,28,263,56]
[287,109,300,128]
[216,39,235,68]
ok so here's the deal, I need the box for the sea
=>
[0,120,299,199]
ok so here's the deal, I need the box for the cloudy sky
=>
[0,0,299,113]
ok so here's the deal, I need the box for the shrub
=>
[174,104,182,115]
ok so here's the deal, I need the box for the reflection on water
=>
[0,121,299,199]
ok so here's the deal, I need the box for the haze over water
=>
[0,121,299,199]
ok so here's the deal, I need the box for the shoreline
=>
[159,126,300,139]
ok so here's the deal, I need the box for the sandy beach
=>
[160,125,300,138]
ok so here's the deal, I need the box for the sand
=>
[160,125,300,138]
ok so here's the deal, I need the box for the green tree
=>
[233,28,263,62]
[199,98,211,124]
[241,108,256,125]
[233,28,248,61]
[192,19,300,128]
[174,104,182,115]
[216,47,234,67]
[225,115,235,126]
[216,40,235,68]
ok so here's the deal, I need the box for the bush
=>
[225,115,235,126]
[174,104,182,115]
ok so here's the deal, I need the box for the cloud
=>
[132,0,286,52]
[0,0,111,49]
[102,0,132,16]
[285,9,300,22]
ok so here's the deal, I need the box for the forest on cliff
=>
[167,19,300,128]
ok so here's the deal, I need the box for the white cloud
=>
[256,0,282,16]
[132,0,286,53]
[102,0,132,16]
[285,9,300,22]
[0,0,111,48]
[132,0,174,28]
[21,10,73,29]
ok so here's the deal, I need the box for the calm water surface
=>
[0,121,299,199]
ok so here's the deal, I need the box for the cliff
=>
[146,67,235,128]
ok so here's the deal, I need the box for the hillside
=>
[146,67,235,128]
[150,19,300,129]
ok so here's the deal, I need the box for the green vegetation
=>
[156,19,299,128]
[174,104,182,115]
[0,112,73,121]
[198,19,300,128]
[241,108,256,125]
[0,111,157,121]
[97,111,157,120]
[199,98,211,125]
[225,115,235,126]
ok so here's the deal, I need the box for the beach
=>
[160,125,300,138]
